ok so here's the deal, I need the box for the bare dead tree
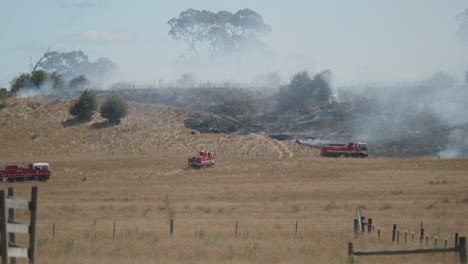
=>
[29,47,50,72]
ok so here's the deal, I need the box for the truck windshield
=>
[361,145,368,150]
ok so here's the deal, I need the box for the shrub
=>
[30,70,48,88]
[69,89,97,122]
[100,93,128,124]
[278,70,332,111]
[50,72,66,90]
[10,73,31,94]
[68,75,89,90]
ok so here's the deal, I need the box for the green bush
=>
[30,70,48,88]
[278,70,332,111]
[100,94,128,124]
[68,75,89,90]
[50,72,66,90]
[10,73,31,94]
[69,90,97,122]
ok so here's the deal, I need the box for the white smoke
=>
[16,82,56,98]
[297,138,330,147]
[438,128,468,158]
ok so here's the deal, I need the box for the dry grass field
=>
[1,98,468,263]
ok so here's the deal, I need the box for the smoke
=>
[457,8,468,43]
[438,128,468,158]
[16,78,93,99]
[296,138,330,147]
[16,82,56,98]
[340,71,468,157]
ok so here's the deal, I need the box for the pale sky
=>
[1,0,467,87]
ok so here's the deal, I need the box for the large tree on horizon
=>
[168,8,271,61]
[38,50,117,82]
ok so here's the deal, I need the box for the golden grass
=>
[0,98,468,263]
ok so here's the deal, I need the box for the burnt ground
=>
[50,87,467,157]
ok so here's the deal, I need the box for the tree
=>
[10,73,31,94]
[168,8,270,60]
[68,75,90,90]
[38,50,117,81]
[176,73,197,87]
[30,70,48,88]
[313,70,333,104]
[100,94,128,125]
[69,90,97,122]
[208,9,271,55]
[278,70,332,111]
[49,72,66,90]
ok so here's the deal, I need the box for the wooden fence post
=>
[459,237,467,264]
[378,227,381,240]
[397,229,400,243]
[235,221,238,236]
[0,190,8,264]
[170,219,174,238]
[405,231,407,244]
[113,222,116,239]
[53,222,55,238]
[456,233,459,248]
[392,224,397,242]
[361,216,365,234]
[348,242,354,264]
[8,187,16,264]
[367,219,372,233]
[354,219,359,235]
[445,238,448,248]
[295,221,298,238]
[420,227,425,243]
[29,186,38,264]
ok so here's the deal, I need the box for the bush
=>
[50,72,66,90]
[100,94,128,124]
[30,70,48,88]
[10,73,31,94]
[68,75,89,90]
[278,70,332,111]
[69,90,97,122]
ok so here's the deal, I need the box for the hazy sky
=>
[1,0,468,87]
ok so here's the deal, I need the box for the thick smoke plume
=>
[340,72,468,158]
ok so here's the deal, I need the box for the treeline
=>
[10,70,89,94]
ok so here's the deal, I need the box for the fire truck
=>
[188,150,216,168]
[320,142,369,158]
[0,162,51,182]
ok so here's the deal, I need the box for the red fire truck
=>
[320,142,369,158]
[188,151,216,168]
[0,162,51,182]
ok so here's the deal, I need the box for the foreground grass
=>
[3,153,467,264]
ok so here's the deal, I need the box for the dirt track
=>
[1,98,468,263]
